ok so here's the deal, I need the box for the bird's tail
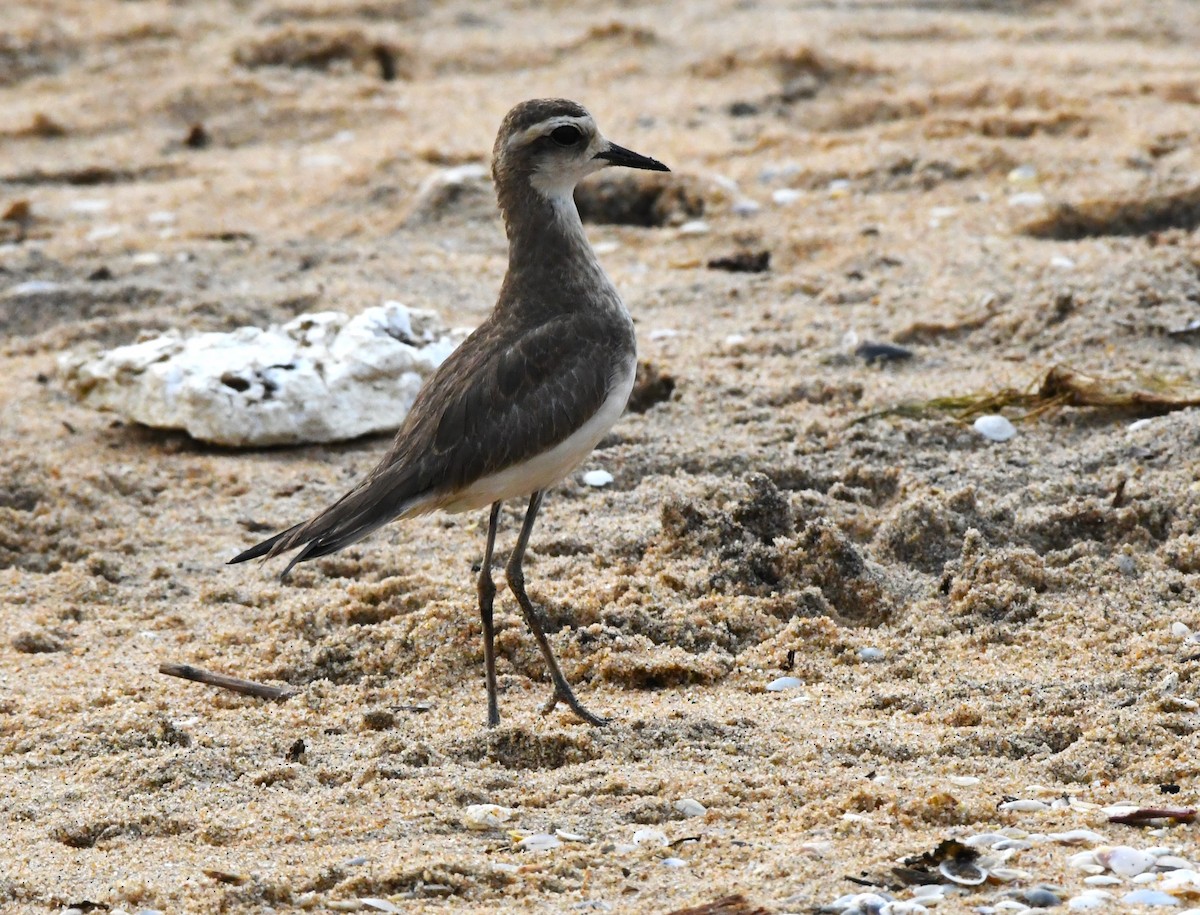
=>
[228,479,425,579]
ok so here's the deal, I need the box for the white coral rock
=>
[59,302,463,447]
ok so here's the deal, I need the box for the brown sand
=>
[2,0,1199,912]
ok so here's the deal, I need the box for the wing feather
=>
[229,308,632,573]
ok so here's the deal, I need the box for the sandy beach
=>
[2,0,1199,911]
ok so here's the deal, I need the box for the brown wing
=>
[229,309,631,574]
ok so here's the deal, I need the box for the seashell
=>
[1120,889,1181,906]
[989,868,1031,882]
[360,899,402,913]
[515,833,562,852]
[939,857,986,885]
[965,833,1009,848]
[582,469,614,487]
[767,676,804,692]
[1083,875,1122,886]
[1067,890,1114,910]
[998,799,1048,812]
[949,776,981,787]
[993,839,1033,852]
[661,857,687,868]
[674,798,706,818]
[1097,845,1157,877]
[1049,830,1107,846]
[464,804,515,831]
[632,828,668,847]
[1160,868,1200,892]
[1066,851,1100,870]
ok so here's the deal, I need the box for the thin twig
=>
[159,663,295,700]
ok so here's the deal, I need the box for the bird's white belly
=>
[440,356,636,513]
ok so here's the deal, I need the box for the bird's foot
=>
[541,688,609,727]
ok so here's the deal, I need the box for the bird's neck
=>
[496,182,619,319]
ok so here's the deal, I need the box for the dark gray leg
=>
[505,490,608,727]
[478,501,503,728]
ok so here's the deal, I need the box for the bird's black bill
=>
[594,142,670,172]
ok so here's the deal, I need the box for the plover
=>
[231,98,668,728]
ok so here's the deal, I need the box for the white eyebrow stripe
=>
[506,116,594,150]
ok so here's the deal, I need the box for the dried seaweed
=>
[856,364,1200,425]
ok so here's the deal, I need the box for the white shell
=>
[674,798,707,818]
[1097,845,1157,877]
[632,828,669,847]
[582,469,614,487]
[1120,889,1181,906]
[515,833,562,852]
[973,414,1017,442]
[766,676,804,691]
[463,804,516,831]
[1049,829,1107,846]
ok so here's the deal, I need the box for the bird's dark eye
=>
[550,125,582,147]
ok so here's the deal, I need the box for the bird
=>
[230,98,669,728]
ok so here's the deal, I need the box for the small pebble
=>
[731,199,761,216]
[949,776,981,787]
[772,188,802,205]
[582,469,613,488]
[1050,255,1076,270]
[1171,622,1192,639]
[766,676,804,691]
[1020,886,1063,908]
[999,799,1049,812]
[856,342,913,365]
[87,224,121,242]
[974,414,1017,442]
[858,647,885,662]
[662,857,687,868]
[70,198,111,214]
[674,798,707,818]
[1008,191,1047,207]
[9,280,62,295]
[301,153,345,169]
[1008,165,1039,185]
[1082,876,1121,886]
[677,219,710,235]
